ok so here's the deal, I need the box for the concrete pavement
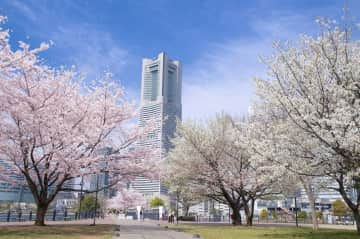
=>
[0,217,196,238]
[113,219,195,239]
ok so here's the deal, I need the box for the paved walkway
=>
[113,220,194,239]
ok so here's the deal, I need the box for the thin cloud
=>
[4,0,131,83]
[50,24,129,81]
[8,0,37,22]
[182,13,315,120]
[182,40,264,120]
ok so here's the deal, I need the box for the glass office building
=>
[0,159,33,203]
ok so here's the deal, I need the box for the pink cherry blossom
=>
[0,16,158,226]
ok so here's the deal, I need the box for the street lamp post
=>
[78,176,84,219]
[90,152,110,226]
[17,185,24,211]
[16,185,24,222]
[294,196,298,227]
[176,191,179,224]
[92,174,100,226]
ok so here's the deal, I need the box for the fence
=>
[0,210,102,223]
[254,215,355,225]
[125,208,160,220]
[181,215,355,225]
[195,215,230,222]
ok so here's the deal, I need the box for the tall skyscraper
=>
[132,52,182,199]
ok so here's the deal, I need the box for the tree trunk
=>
[301,177,318,230]
[35,203,49,226]
[309,199,318,230]
[243,201,251,226]
[352,209,360,235]
[230,204,242,225]
[246,199,255,226]
[246,213,253,226]
[242,196,255,226]
[335,175,360,234]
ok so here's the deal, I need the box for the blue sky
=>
[1,0,359,119]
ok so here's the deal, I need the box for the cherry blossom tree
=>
[247,110,329,230]
[106,188,146,214]
[254,18,360,233]
[167,115,280,225]
[163,169,202,216]
[175,187,201,217]
[0,17,158,226]
[232,118,285,226]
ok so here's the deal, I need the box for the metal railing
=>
[254,216,355,225]
[0,210,103,223]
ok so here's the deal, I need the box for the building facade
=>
[0,159,74,205]
[132,52,182,200]
[0,159,34,203]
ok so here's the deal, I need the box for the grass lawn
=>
[0,224,114,239]
[172,225,358,239]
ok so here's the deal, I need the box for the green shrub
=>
[332,199,349,216]
[298,211,307,219]
[178,216,196,221]
[260,209,268,219]
[150,197,165,208]
[80,195,100,212]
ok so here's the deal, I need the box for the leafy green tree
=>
[80,195,100,212]
[260,209,268,219]
[149,197,165,208]
[316,211,322,219]
[298,211,307,219]
[332,199,349,217]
